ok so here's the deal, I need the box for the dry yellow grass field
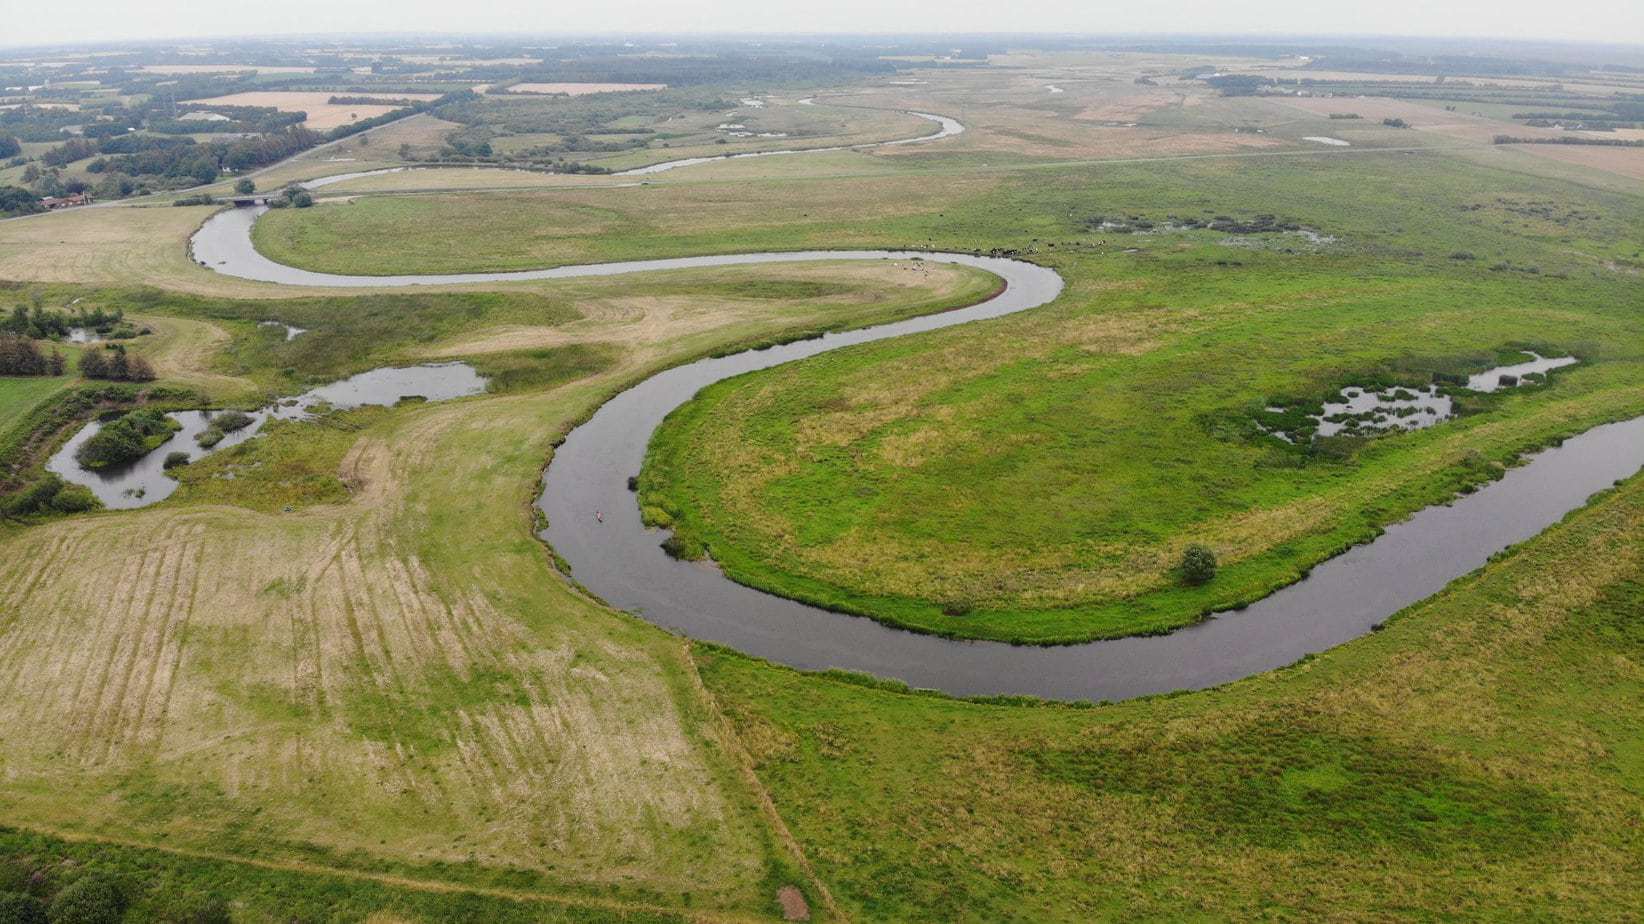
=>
[0,252,996,915]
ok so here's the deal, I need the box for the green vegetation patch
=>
[638,153,1644,642]
[695,474,1644,922]
[1024,722,1566,855]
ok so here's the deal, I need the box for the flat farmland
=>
[189,91,441,130]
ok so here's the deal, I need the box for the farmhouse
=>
[39,192,89,209]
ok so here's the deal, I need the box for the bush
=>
[290,191,314,208]
[2,474,67,518]
[49,484,98,513]
[1180,544,1218,586]
[233,178,255,195]
[210,410,254,432]
[0,891,45,924]
[163,451,191,469]
[46,875,125,924]
[76,408,177,469]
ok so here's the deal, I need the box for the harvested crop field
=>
[189,91,440,130]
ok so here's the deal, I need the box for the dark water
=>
[47,409,270,510]
[191,171,1644,701]
[539,294,1644,700]
[48,363,487,510]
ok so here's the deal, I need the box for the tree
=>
[0,186,43,217]
[0,135,20,158]
[78,348,107,379]
[1180,544,1218,586]
[234,178,255,195]
[291,190,314,208]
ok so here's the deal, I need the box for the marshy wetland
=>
[46,362,488,508]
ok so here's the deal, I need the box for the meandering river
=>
[188,166,1644,701]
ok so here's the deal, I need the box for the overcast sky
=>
[9,0,1643,49]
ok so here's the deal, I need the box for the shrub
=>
[46,875,125,924]
[49,484,98,513]
[290,191,314,208]
[2,474,67,518]
[0,334,49,375]
[210,410,254,432]
[0,891,45,924]
[1180,544,1218,586]
[163,451,191,469]
[233,178,255,195]
[76,408,177,469]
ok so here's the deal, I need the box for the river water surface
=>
[187,170,1644,701]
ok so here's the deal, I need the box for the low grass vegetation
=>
[637,153,1644,641]
[696,471,1644,920]
[1,44,1642,921]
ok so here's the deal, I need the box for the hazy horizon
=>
[9,0,1643,50]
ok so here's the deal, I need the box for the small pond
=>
[48,362,486,510]
[1261,351,1578,443]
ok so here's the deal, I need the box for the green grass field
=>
[695,470,1644,920]
[633,154,1644,641]
[1,50,1642,921]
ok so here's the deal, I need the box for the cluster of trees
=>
[0,471,97,517]
[1493,134,1644,147]
[41,138,99,167]
[0,335,66,376]
[4,304,130,340]
[1201,74,1274,96]
[0,104,84,142]
[263,184,314,208]
[149,105,308,135]
[82,126,324,187]
[79,344,156,382]
[328,95,421,106]
[75,407,176,469]
[0,135,21,158]
[0,186,42,218]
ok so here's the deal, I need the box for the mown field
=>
[0,258,1000,922]
[0,51,1641,922]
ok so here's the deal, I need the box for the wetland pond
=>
[48,362,485,509]
[1261,352,1578,443]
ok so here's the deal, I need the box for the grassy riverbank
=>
[636,154,1644,641]
[695,468,1644,921]
[0,53,1641,920]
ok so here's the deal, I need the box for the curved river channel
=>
[190,177,1644,702]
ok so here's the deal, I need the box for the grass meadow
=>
[0,55,1640,921]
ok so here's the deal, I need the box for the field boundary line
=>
[680,640,846,923]
[6,822,773,924]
